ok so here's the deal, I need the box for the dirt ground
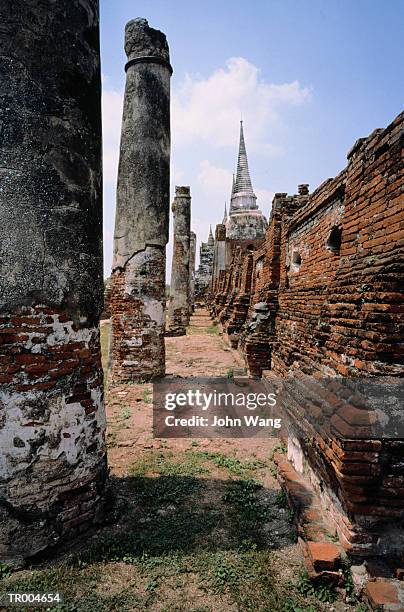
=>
[1,310,365,611]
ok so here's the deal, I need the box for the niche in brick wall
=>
[291,250,302,271]
[326,226,342,254]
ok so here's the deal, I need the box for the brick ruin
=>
[0,0,402,587]
[109,19,172,383]
[166,187,192,336]
[0,0,107,564]
[208,113,404,561]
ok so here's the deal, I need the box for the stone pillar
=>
[212,223,227,293]
[166,187,192,336]
[0,0,106,564]
[189,232,196,314]
[109,19,172,383]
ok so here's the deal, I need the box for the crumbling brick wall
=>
[211,112,404,557]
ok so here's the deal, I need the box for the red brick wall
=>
[0,306,107,556]
[212,112,404,555]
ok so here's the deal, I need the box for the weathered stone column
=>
[109,19,172,383]
[166,187,192,336]
[189,231,196,314]
[0,0,106,564]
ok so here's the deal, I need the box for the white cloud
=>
[172,57,311,151]
[102,88,123,185]
[198,160,232,199]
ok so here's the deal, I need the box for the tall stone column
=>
[166,187,192,336]
[110,19,172,383]
[189,231,196,314]
[0,0,106,564]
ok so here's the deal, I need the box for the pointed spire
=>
[222,201,227,223]
[234,121,255,195]
[230,121,257,212]
[208,225,214,246]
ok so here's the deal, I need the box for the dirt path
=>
[1,310,357,611]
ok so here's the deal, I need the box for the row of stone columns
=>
[0,5,194,563]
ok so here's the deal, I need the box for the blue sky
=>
[100,0,404,278]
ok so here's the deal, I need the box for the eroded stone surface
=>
[166,186,191,336]
[110,18,171,382]
[0,0,106,563]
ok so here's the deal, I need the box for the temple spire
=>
[234,121,255,195]
[230,122,257,211]
[222,201,227,223]
[208,225,214,245]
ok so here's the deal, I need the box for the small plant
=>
[226,368,234,379]
[269,463,278,477]
[287,508,295,523]
[282,598,316,612]
[297,569,336,603]
[143,388,152,404]
[275,489,288,508]
[0,563,12,579]
[120,407,131,420]
[269,440,287,461]
[355,604,370,612]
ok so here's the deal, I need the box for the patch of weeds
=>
[326,533,340,543]
[223,479,270,547]
[269,463,278,477]
[282,597,316,612]
[209,553,239,591]
[269,440,287,461]
[84,507,220,563]
[0,563,12,579]
[287,508,295,523]
[275,489,288,508]
[226,368,234,378]
[129,450,209,478]
[206,326,219,335]
[143,388,152,404]
[120,407,131,420]
[106,430,117,448]
[195,450,266,476]
[297,569,337,603]
[131,475,201,505]
[190,440,200,447]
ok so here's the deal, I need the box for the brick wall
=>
[211,111,404,557]
[0,307,106,561]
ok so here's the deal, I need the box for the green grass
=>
[0,448,360,611]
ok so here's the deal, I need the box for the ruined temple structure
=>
[197,122,267,303]
[166,187,192,336]
[0,0,107,563]
[210,121,267,337]
[208,112,404,561]
[194,227,215,299]
[109,19,172,382]
[225,121,267,240]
